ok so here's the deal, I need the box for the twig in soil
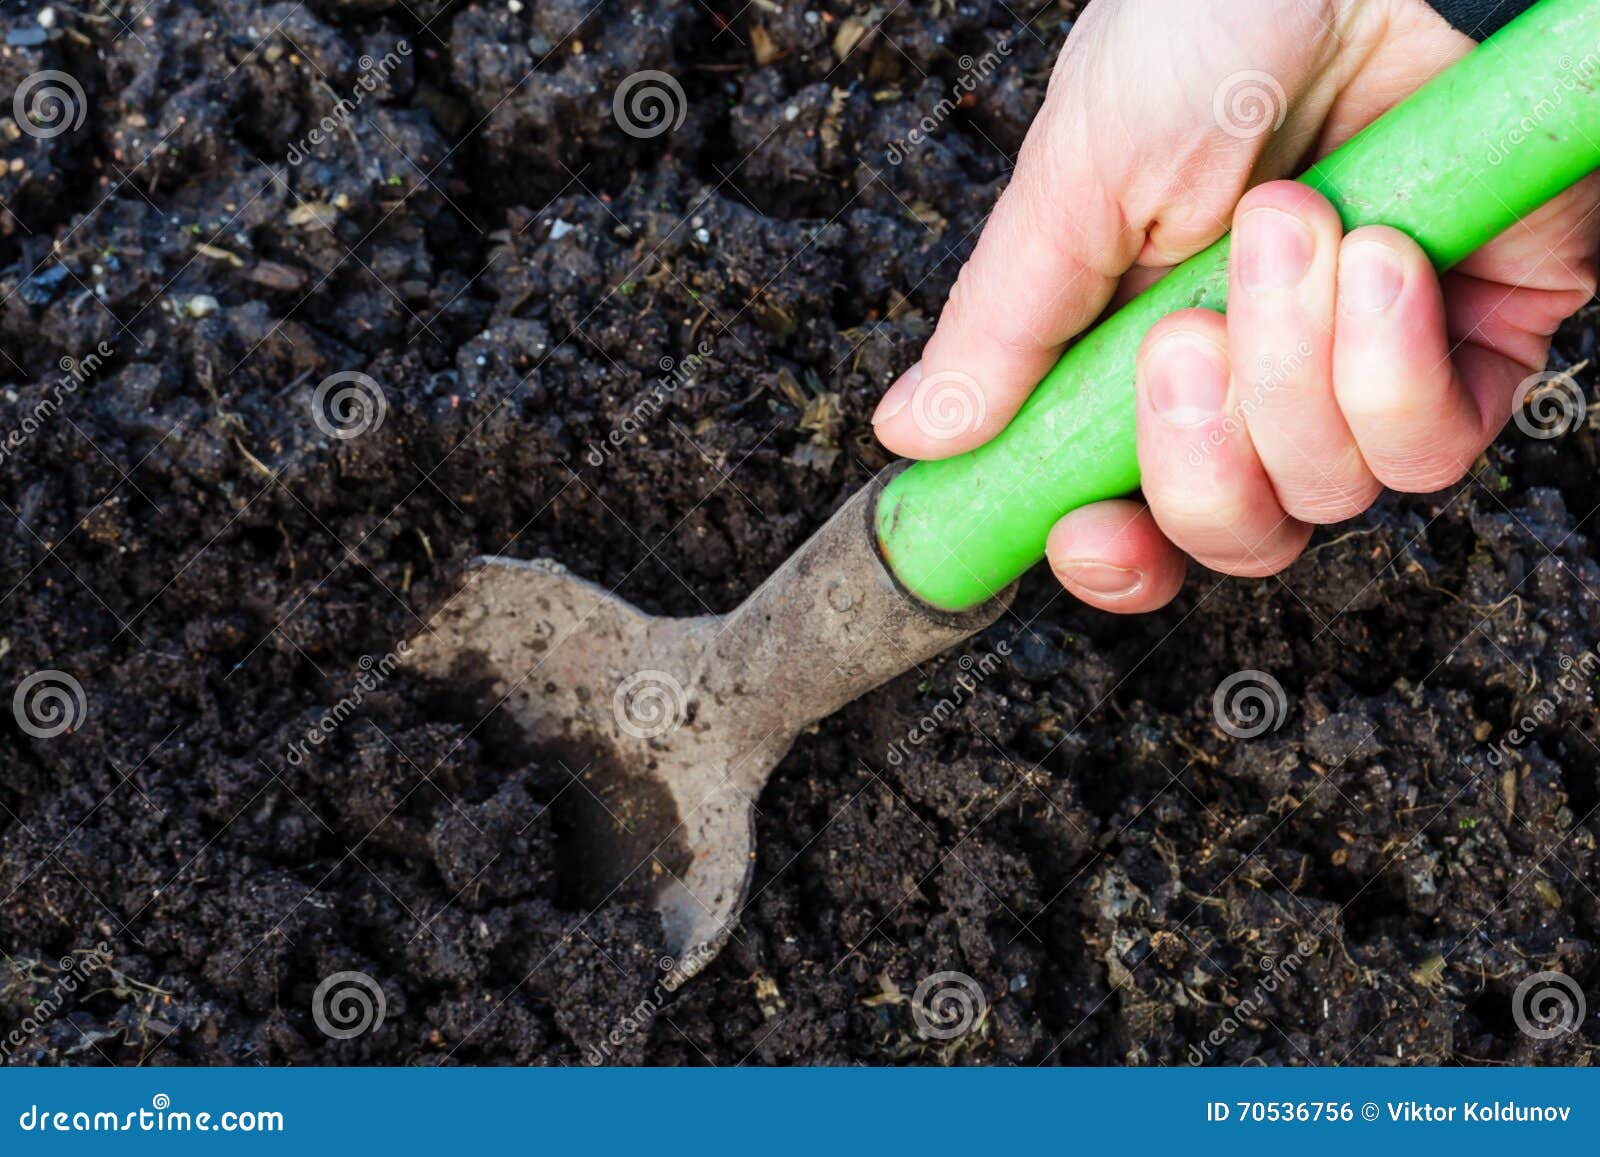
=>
[1384,543,1527,628]
[231,435,276,479]
[277,520,297,579]
[1300,527,1383,559]
[52,3,119,24]
[276,368,316,399]
[1170,732,1219,768]
[194,242,246,267]
[687,306,711,349]
[92,962,172,1001]
[315,79,368,173]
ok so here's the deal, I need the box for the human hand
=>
[872,0,1600,611]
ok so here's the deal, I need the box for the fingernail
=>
[1341,241,1404,313]
[1237,208,1314,294]
[873,362,921,425]
[1058,561,1144,598]
[1145,334,1228,427]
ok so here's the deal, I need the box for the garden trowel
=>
[406,0,1600,984]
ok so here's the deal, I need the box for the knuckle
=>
[1223,523,1314,578]
[941,264,1034,356]
[1143,308,1226,352]
[1015,115,1060,176]
[1151,485,1252,536]
[1368,448,1471,494]
[1234,345,1319,412]
[1279,487,1374,526]
[1189,534,1303,579]
[1145,199,1236,263]
[1165,504,1312,576]
[1236,179,1336,230]
[1372,465,1468,496]
[1342,223,1412,257]
[1222,551,1302,579]
[944,265,1048,357]
[1335,379,1414,430]
[1266,447,1379,524]
[1580,250,1599,295]
[941,262,984,326]
[1570,257,1598,303]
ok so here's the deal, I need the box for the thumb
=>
[869,91,1132,458]
[871,0,1352,460]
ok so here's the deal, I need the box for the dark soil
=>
[1,0,1597,1066]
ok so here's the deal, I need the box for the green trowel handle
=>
[876,0,1600,612]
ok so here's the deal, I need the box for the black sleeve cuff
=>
[1428,0,1537,38]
